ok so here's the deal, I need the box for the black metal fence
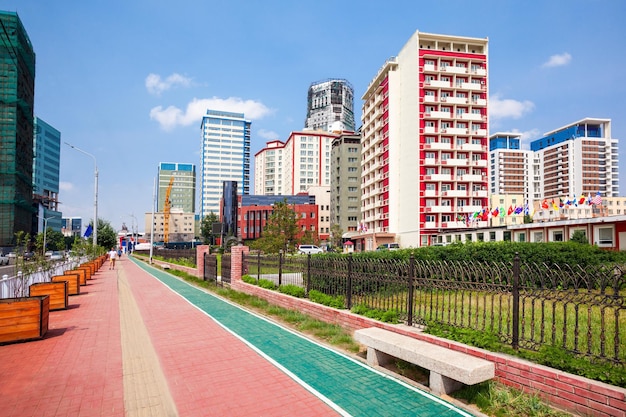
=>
[134,248,196,263]
[243,252,626,365]
[204,253,218,282]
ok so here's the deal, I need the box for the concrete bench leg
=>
[430,372,463,395]
[366,347,393,366]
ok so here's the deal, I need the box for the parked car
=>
[297,244,324,255]
[0,253,9,265]
[376,243,400,251]
[49,251,64,261]
[22,251,35,260]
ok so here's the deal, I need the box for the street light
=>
[129,213,137,253]
[41,216,54,256]
[64,142,98,247]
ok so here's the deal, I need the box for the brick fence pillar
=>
[196,245,210,278]
[230,245,249,282]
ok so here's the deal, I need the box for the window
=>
[597,227,613,247]
[552,231,563,242]
[426,183,436,191]
[442,215,451,222]
[426,215,435,222]
[489,231,496,241]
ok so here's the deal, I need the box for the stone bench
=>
[354,327,495,395]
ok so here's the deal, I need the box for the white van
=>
[376,243,400,251]
[298,244,323,255]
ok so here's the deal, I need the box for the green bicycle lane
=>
[132,258,476,417]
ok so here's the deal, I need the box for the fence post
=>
[256,251,261,283]
[278,250,283,287]
[306,253,311,295]
[407,255,415,327]
[346,253,353,310]
[512,252,520,350]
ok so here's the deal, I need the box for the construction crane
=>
[163,176,174,245]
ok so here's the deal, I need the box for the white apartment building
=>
[254,131,336,196]
[200,110,251,218]
[359,31,489,249]
[530,118,619,200]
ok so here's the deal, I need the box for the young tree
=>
[252,199,299,253]
[200,212,219,245]
[330,224,344,249]
[96,218,118,250]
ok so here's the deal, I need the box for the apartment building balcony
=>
[470,159,488,167]
[457,174,483,182]
[441,221,467,228]
[424,126,437,134]
[424,95,437,103]
[471,98,487,106]
[441,127,467,135]
[461,205,483,213]
[423,63,436,72]
[423,173,453,181]
[459,143,484,151]
[471,190,488,198]
[441,96,465,105]
[426,111,453,119]
[424,157,437,165]
[423,190,438,197]
[472,68,487,76]
[424,221,437,229]
[460,113,484,121]
[375,199,388,208]
[441,190,468,197]
[443,66,467,74]
[423,205,453,213]
[425,80,451,88]
[423,142,451,150]
[441,158,468,166]
[461,82,483,91]
[470,128,488,136]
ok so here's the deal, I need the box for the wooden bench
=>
[354,327,495,395]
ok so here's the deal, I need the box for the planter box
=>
[0,296,50,344]
[65,269,86,286]
[56,274,81,294]
[77,266,92,280]
[30,281,68,310]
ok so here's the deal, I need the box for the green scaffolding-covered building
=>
[0,11,36,246]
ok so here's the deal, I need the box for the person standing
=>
[108,247,117,270]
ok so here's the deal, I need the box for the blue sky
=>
[4,0,626,233]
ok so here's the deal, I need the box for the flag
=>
[523,202,530,216]
[507,205,514,215]
[587,193,592,205]
[551,199,559,211]
[491,207,499,217]
[499,206,505,217]
[559,198,564,208]
[591,191,602,205]
[578,195,586,205]
[83,224,93,238]
[514,205,523,215]
[541,199,549,209]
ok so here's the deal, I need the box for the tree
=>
[251,199,299,254]
[329,224,343,249]
[35,228,66,252]
[200,212,219,245]
[96,218,117,250]
[570,230,589,244]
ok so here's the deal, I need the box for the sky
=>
[4,0,626,233]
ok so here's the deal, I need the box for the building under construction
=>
[0,11,36,246]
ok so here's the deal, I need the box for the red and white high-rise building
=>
[360,31,489,248]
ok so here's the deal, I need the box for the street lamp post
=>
[130,213,137,254]
[64,142,98,247]
[41,216,54,257]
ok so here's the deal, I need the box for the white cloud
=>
[59,181,74,192]
[150,97,274,131]
[257,129,280,141]
[145,73,193,96]
[489,94,535,120]
[542,52,572,68]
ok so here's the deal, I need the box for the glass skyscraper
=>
[199,110,250,218]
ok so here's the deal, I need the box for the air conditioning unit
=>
[480,80,485,84]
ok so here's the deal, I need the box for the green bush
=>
[241,274,257,284]
[351,304,400,323]
[308,290,345,308]
[258,279,277,290]
[279,284,306,298]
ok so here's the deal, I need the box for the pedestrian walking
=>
[108,247,117,269]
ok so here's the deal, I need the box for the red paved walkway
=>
[0,255,339,417]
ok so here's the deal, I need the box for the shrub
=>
[241,274,257,285]
[351,304,400,323]
[258,279,277,290]
[279,284,305,298]
[308,290,345,308]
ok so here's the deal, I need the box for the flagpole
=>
[149,177,156,264]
